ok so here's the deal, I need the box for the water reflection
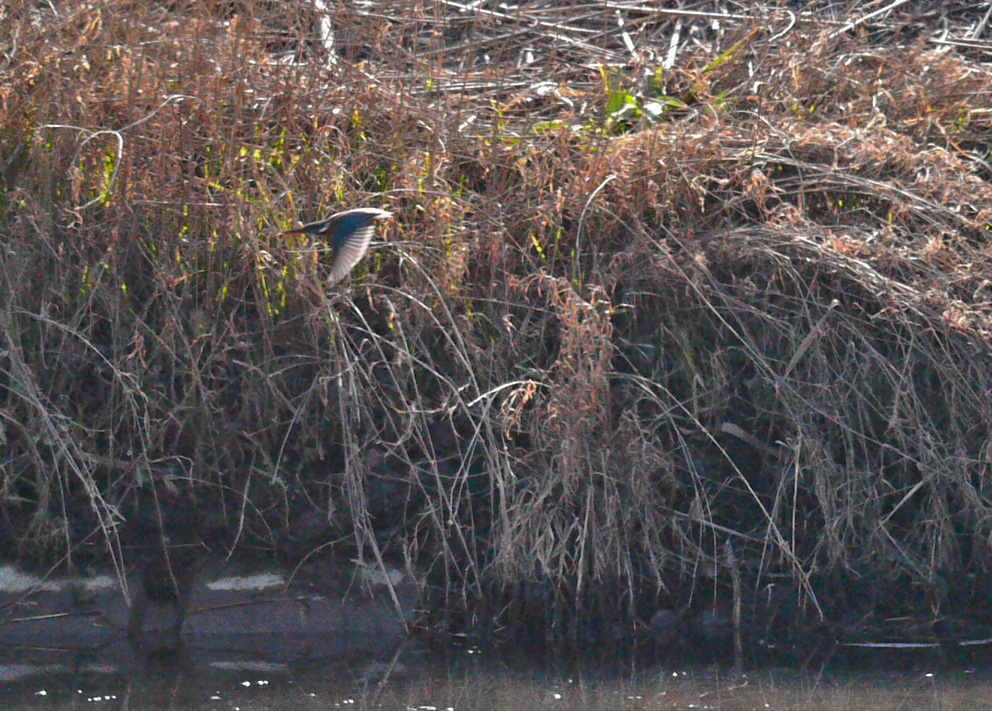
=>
[3,655,992,711]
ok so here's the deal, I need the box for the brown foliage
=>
[2,0,992,650]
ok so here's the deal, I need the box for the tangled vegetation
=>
[2,0,992,661]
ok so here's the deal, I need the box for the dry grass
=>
[2,0,992,656]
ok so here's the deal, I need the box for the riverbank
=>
[0,557,418,685]
[2,0,991,662]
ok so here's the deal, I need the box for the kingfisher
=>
[280,207,392,284]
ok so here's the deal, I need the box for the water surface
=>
[4,654,991,711]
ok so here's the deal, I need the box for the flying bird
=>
[280,207,391,284]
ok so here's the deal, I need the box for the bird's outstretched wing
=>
[329,223,376,284]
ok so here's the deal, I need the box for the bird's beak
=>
[279,226,312,236]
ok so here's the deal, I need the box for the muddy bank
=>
[0,558,420,685]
